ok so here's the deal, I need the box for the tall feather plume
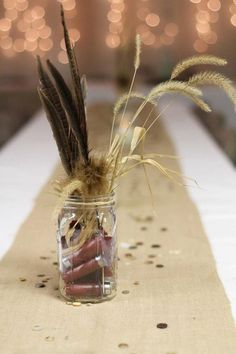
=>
[38,88,72,175]
[46,59,85,166]
[60,5,89,163]
[37,56,75,175]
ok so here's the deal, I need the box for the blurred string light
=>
[191,0,221,53]
[106,0,179,49]
[106,0,125,48]
[0,0,79,64]
[136,2,179,48]
[230,0,236,27]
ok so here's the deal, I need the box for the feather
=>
[60,5,89,162]
[81,75,87,103]
[38,88,72,175]
[37,56,76,174]
[46,59,86,162]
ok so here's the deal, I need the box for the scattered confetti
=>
[151,244,161,248]
[66,301,82,306]
[45,336,55,342]
[148,254,156,258]
[145,260,154,265]
[129,245,137,250]
[132,215,153,223]
[157,323,168,329]
[124,253,133,258]
[169,250,181,255]
[118,343,129,348]
[119,242,131,249]
[32,324,43,331]
[35,283,46,288]
[19,278,26,282]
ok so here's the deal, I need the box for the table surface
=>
[1,82,236,320]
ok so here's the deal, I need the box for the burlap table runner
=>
[1,104,236,354]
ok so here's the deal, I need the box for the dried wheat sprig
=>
[109,92,154,149]
[148,81,202,100]
[118,156,188,186]
[148,81,211,112]
[134,34,141,70]
[171,55,227,79]
[121,153,180,163]
[113,92,155,116]
[188,71,236,107]
[109,35,142,148]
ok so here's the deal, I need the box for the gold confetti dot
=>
[156,323,168,329]
[19,277,26,282]
[45,336,55,342]
[145,260,153,265]
[118,343,129,349]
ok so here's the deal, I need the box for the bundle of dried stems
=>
[38,6,236,203]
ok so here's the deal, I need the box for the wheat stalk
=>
[171,55,227,80]
[134,34,141,70]
[109,35,142,148]
[188,71,236,107]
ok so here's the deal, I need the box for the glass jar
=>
[56,193,117,303]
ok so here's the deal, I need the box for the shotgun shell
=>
[67,235,113,268]
[65,283,102,297]
[62,255,107,283]
[65,281,112,297]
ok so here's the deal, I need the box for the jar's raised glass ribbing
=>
[57,193,117,303]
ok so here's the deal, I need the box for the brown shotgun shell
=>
[65,281,112,297]
[62,255,107,283]
[65,283,102,297]
[104,267,113,277]
[67,236,113,268]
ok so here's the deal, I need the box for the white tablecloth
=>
[1,83,236,320]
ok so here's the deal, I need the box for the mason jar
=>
[56,193,117,303]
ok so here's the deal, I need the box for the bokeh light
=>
[145,13,160,27]
[106,33,121,48]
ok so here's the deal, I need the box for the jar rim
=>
[64,191,116,207]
